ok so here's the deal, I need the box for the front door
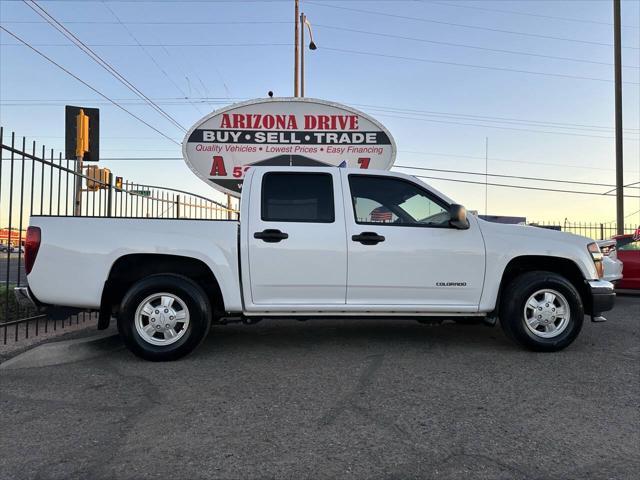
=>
[247,170,347,306]
[343,172,485,309]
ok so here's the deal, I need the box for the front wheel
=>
[117,274,211,361]
[500,271,584,352]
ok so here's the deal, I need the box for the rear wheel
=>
[500,271,584,352]
[117,274,211,361]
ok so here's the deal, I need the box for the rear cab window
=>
[261,172,335,223]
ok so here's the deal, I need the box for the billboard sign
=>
[182,97,397,197]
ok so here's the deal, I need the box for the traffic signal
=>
[65,105,99,161]
[86,166,111,191]
[115,176,123,190]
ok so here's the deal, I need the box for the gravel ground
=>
[0,296,638,480]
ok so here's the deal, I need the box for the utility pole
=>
[294,0,300,97]
[300,12,306,97]
[485,137,489,216]
[614,0,624,234]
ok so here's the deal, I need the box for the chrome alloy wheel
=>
[134,293,190,346]
[523,289,570,339]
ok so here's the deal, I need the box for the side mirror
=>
[449,204,469,230]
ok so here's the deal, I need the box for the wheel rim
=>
[523,289,571,339]
[134,292,190,346]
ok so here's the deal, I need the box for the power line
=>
[100,0,206,117]
[429,1,639,30]
[3,96,637,135]
[394,165,640,189]
[322,47,640,86]
[602,181,640,195]
[22,0,187,132]
[0,42,292,47]
[8,96,635,139]
[6,31,638,73]
[351,103,640,134]
[0,26,180,145]
[314,24,640,70]
[94,155,640,182]
[88,157,640,196]
[0,98,230,102]
[307,1,640,50]
[367,110,638,141]
[409,174,640,199]
[398,150,640,174]
[1,20,293,24]
[5,0,636,29]
[356,107,638,137]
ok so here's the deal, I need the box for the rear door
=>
[342,172,485,309]
[246,169,347,306]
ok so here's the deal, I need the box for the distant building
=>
[0,228,26,246]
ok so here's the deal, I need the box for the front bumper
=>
[586,279,616,316]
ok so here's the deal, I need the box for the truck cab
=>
[241,167,485,313]
[20,167,615,360]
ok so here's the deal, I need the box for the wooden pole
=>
[614,0,624,234]
[294,0,300,97]
[300,13,305,97]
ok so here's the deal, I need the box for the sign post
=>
[65,105,99,215]
[182,97,397,197]
[74,109,88,215]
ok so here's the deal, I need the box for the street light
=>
[305,15,317,50]
[300,12,317,97]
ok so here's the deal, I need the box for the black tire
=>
[499,271,584,352]
[117,274,211,361]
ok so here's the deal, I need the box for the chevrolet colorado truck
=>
[18,167,615,360]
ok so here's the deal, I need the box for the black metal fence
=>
[1,127,638,346]
[528,220,637,240]
[1,127,238,345]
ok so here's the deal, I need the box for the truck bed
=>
[27,216,242,310]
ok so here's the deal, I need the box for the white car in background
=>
[597,239,623,284]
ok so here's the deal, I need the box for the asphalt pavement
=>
[1,296,638,480]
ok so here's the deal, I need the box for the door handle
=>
[352,232,385,245]
[254,229,289,243]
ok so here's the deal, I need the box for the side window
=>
[618,239,640,251]
[261,173,334,223]
[349,175,450,227]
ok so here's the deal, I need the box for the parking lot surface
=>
[1,296,638,480]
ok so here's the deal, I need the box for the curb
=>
[0,332,123,370]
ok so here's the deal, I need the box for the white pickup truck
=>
[18,167,615,360]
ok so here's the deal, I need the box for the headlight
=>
[588,242,604,278]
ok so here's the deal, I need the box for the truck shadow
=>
[197,319,515,355]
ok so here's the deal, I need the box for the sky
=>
[1,0,639,226]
